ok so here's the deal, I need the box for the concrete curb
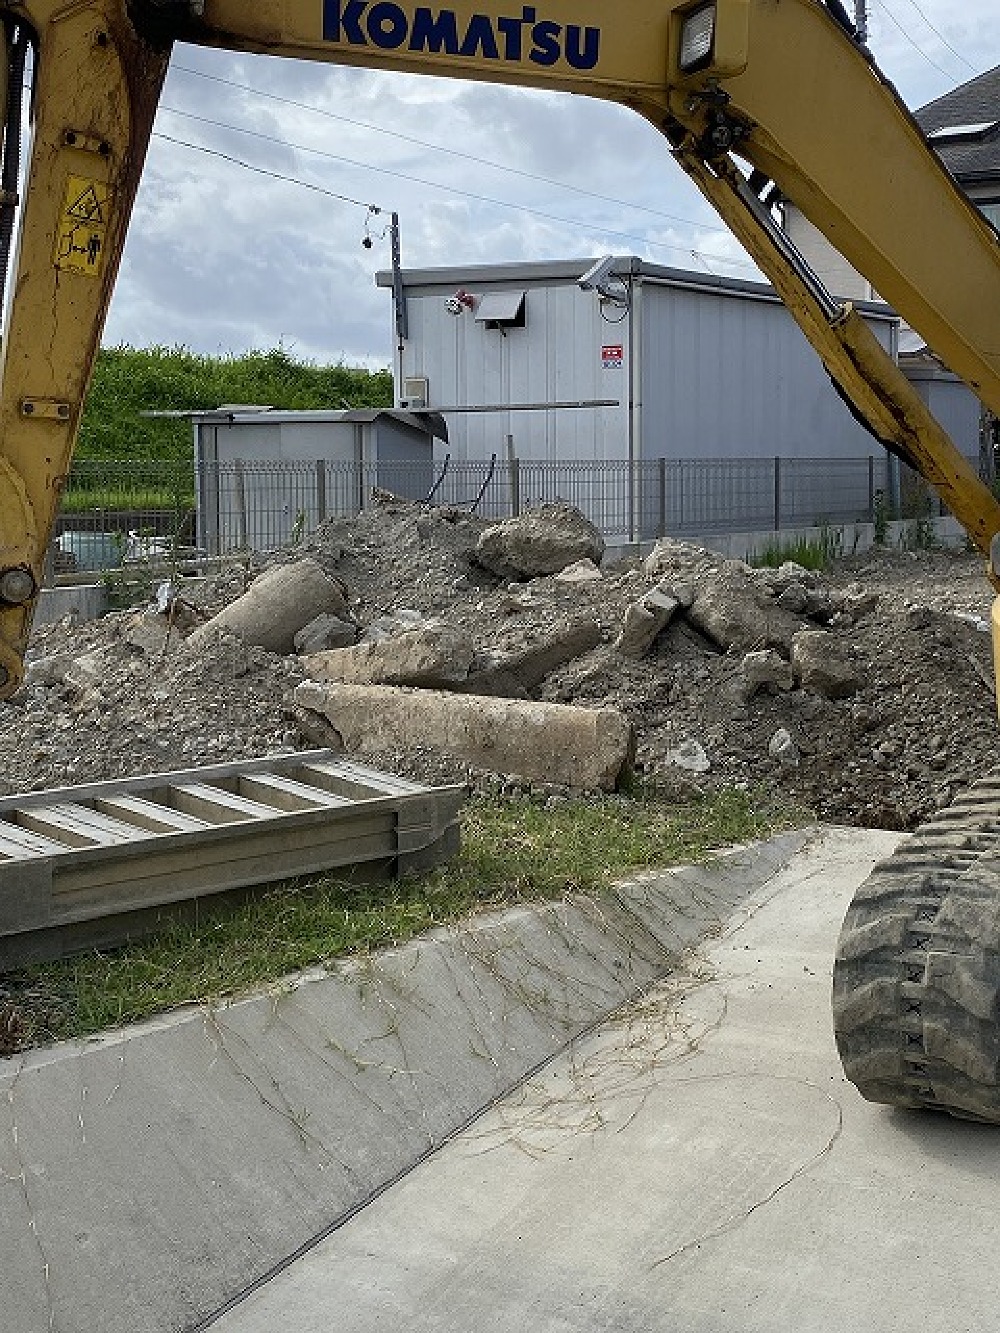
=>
[0,828,812,1333]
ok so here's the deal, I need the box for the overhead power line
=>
[870,0,974,81]
[884,0,978,73]
[151,127,759,275]
[169,61,729,238]
[153,132,382,209]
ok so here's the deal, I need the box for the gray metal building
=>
[375,257,899,466]
[192,407,445,553]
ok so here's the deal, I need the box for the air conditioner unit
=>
[400,376,429,410]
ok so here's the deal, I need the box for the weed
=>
[78,345,392,466]
[1,788,805,1051]
[897,490,938,552]
[872,489,889,545]
[289,509,308,545]
[752,524,844,571]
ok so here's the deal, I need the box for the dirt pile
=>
[3,497,996,830]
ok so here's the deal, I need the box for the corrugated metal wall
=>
[638,278,896,462]
[400,279,630,462]
[396,262,899,468]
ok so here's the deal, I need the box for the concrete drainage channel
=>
[0,827,812,1333]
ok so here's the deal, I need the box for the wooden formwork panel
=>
[0,751,463,968]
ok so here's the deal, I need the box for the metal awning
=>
[475,290,526,325]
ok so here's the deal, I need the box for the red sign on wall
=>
[601,344,623,368]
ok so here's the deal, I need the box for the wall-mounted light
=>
[445,289,477,316]
[578,256,629,305]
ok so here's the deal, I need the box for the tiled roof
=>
[914,66,1000,183]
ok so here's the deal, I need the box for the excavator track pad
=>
[834,773,1000,1122]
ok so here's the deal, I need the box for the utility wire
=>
[870,0,970,80]
[153,111,759,273]
[880,0,978,73]
[153,132,383,210]
[169,61,728,237]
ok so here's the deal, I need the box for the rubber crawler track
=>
[833,773,1000,1122]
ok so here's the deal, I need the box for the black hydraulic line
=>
[0,23,28,314]
[469,452,496,513]
[827,372,915,467]
[823,0,859,40]
[423,451,451,504]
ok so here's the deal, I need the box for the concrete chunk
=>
[687,566,802,653]
[792,629,859,699]
[293,613,358,655]
[294,681,634,791]
[473,503,605,580]
[554,559,603,584]
[615,583,681,659]
[125,600,203,658]
[189,558,348,656]
[466,618,602,695]
[736,648,796,702]
[304,625,474,687]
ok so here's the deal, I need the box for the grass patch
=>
[60,486,196,514]
[0,787,804,1053]
[752,525,845,571]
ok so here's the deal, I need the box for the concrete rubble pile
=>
[2,494,996,828]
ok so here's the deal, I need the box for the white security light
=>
[578,257,629,304]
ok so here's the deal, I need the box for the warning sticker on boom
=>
[54,176,110,275]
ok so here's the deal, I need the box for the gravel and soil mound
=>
[4,497,996,831]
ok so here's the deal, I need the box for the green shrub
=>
[78,345,393,463]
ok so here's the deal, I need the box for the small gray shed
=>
[193,408,446,554]
[375,256,899,466]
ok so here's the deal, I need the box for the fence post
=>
[510,456,521,518]
[315,459,327,523]
[658,457,667,538]
[868,455,875,523]
[234,459,248,551]
[773,456,781,532]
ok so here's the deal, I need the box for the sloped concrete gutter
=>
[0,829,812,1333]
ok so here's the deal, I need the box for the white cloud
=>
[94,1,1000,366]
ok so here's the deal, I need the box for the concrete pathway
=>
[0,829,810,1333]
[210,824,1000,1333]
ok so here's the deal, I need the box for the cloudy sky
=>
[97,0,1000,368]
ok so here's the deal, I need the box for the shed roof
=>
[915,66,1000,185]
[154,407,448,441]
[376,256,895,320]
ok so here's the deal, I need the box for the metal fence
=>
[55,452,935,571]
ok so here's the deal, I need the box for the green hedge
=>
[78,345,393,464]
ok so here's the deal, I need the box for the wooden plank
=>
[93,794,215,834]
[235,772,355,813]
